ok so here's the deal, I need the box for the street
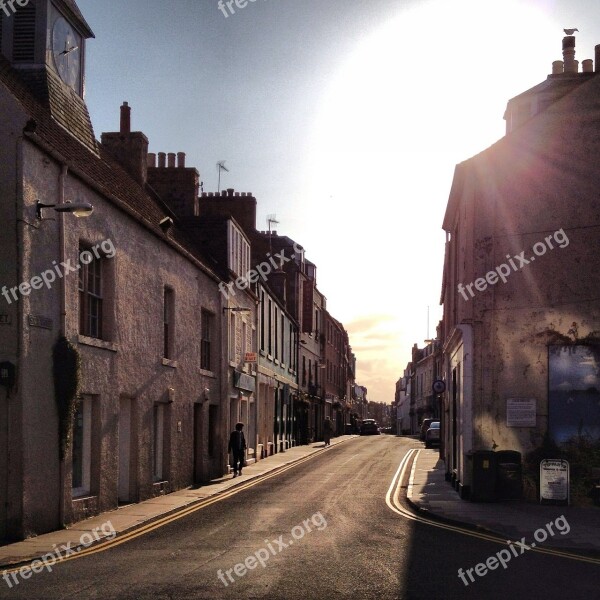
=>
[1,436,598,600]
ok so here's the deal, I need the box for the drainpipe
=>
[58,164,68,527]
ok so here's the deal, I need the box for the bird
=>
[564,28,579,35]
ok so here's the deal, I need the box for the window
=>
[163,288,174,359]
[302,356,306,386]
[268,300,272,355]
[242,320,247,361]
[260,291,265,351]
[289,324,293,367]
[153,404,165,481]
[229,313,236,362]
[72,396,92,497]
[79,247,104,339]
[227,221,251,277]
[201,310,214,371]
[281,315,285,364]
[274,307,279,360]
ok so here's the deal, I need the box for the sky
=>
[77,0,600,403]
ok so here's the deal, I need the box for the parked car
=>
[419,418,434,441]
[360,419,380,435]
[425,421,440,448]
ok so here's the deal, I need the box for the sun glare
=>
[303,0,557,399]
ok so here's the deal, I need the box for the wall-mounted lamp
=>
[36,200,94,220]
[223,307,251,314]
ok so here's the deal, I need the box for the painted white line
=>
[385,449,600,566]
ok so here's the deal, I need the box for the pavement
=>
[0,435,357,570]
[407,447,600,555]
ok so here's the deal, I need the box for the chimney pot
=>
[562,36,577,73]
[583,59,593,73]
[552,60,564,74]
[177,152,186,168]
[120,102,131,134]
[595,45,600,73]
[158,152,166,168]
[227,188,234,196]
[147,153,156,167]
[168,153,176,168]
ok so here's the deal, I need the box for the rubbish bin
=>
[496,450,523,499]
[467,450,498,502]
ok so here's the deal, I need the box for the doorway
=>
[118,397,132,503]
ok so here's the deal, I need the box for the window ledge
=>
[259,350,266,357]
[162,358,178,368]
[78,335,118,352]
[72,492,96,502]
[199,368,216,378]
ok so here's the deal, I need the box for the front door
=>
[118,397,132,503]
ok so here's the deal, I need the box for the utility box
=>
[467,450,498,502]
[496,450,523,499]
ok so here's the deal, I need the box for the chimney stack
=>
[147,150,200,217]
[101,102,149,186]
[595,45,600,73]
[563,36,578,73]
[120,101,131,134]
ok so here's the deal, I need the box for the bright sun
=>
[300,0,558,400]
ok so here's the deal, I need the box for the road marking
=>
[386,449,600,566]
[1,438,357,575]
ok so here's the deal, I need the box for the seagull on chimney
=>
[564,28,579,35]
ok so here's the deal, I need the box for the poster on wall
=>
[549,345,600,443]
[540,459,570,505]
[506,397,536,427]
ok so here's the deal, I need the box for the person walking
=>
[228,422,247,477]
[323,416,333,447]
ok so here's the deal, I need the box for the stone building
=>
[0,0,227,540]
[440,34,600,495]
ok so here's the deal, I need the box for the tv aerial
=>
[216,160,229,192]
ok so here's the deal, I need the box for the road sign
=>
[432,380,446,394]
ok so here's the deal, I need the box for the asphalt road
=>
[1,436,599,600]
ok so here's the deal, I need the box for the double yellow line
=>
[1,447,332,575]
[386,448,600,565]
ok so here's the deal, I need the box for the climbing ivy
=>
[52,336,81,461]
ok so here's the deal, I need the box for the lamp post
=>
[36,200,94,220]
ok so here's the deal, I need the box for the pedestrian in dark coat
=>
[228,422,247,477]
[323,416,333,446]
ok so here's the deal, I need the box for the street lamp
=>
[36,200,94,220]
